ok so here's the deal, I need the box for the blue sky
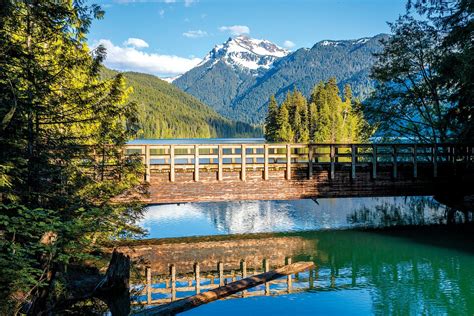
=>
[89,0,407,77]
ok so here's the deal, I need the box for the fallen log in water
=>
[134,261,314,316]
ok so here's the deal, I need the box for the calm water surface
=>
[138,197,474,315]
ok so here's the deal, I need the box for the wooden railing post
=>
[170,264,176,301]
[413,144,418,178]
[240,259,247,297]
[218,145,223,181]
[372,144,377,180]
[241,144,246,181]
[351,144,356,179]
[170,145,175,182]
[309,268,314,289]
[218,262,224,286]
[263,259,270,295]
[146,267,152,304]
[392,145,398,179]
[145,145,150,182]
[264,144,269,180]
[194,263,200,294]
[330,145,335,180]
[286,144,291,180]
[308,145,313,179]
[194,145,199,181]
[286,257,292,293]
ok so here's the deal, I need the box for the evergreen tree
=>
[264,95,279,141]
[0,1,144,312]
[276,102,294,142]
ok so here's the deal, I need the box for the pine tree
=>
[277,102,294,142]
[264,95,279,142]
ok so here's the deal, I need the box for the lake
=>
[136,196,474,315]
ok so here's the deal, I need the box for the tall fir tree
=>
[264,95,279,141]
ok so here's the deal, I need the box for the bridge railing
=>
[124,143,473,182]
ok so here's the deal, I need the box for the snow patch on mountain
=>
[199,36,289,72]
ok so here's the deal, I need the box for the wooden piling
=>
[286,257,292,293]
[146,267,152,304]
[240,259,247,297]
[263,259,270,295]
[218,262,224,286]
[194,263,200,294]
[170,264,176,301]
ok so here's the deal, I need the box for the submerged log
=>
[134,261,314,316]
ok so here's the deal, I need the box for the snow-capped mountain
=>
[197,36,289,72]
[174,34,388,124]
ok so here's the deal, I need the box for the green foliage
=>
[366,0,473,142]
[265,79,372,143]
[101,69,262,138]
[264,95,279,141]
[0,1,144,313]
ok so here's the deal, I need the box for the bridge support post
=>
[218,145,223,181]
[264,144,269,180]
[146,267,152,304]
[240,260,247,297]
[330,145,335,180]
[372,144,377,180]
[170,264,176,301]
[263,259,270,295]
[351,144,356,179]
[145,145,150,182]
[170,145,175,182]
[241,144,246,181]
[308,145,313,179]
[194,145,199,181]
[218,262,224,286]
[286,144,292,180]
[194,263,200,294]
[286,257,292,293]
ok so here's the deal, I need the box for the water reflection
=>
[140,197,448,238]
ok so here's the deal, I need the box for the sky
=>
[89,0,408,78]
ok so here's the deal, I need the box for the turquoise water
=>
[138,197,474,315]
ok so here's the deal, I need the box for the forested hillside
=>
[102,68,261,138]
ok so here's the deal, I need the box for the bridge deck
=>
[123,143,473,204]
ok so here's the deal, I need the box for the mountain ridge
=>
[174,34,388,124]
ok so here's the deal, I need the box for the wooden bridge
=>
[123,142,473,204]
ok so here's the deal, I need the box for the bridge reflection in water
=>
[118,226,474,314]
[123,143,473,204]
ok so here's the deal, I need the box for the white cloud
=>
[95,39,201,76]
[123,37,149,49]
[159,9,165,17]
[182,30,208,38]
[164,0,176,2]
[219,25,250,36]
[283,40,295,49]
[184,0,196,6]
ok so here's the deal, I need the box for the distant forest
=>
[101,68,262,139]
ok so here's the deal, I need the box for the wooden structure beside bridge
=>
[123,142,473,204]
